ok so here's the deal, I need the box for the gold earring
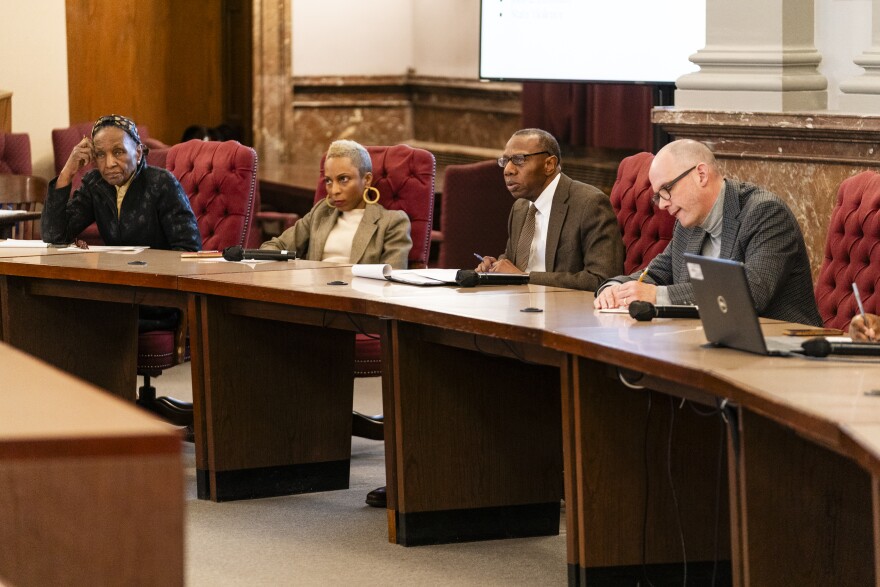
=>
[363,186,380,204]
[325,195,336,209]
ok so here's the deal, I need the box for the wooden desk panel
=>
[0,341,182,586]
[0,251,339,399]
[190,293,356,501]
[182,269,573,541]
[552,310,880,585]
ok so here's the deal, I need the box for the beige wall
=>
[292,0,414,75]
[2,0,69,179]
[292,0,480,78]
[412,0,480,78]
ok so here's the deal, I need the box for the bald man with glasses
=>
[594,139,822,327]
[475,128,624,291]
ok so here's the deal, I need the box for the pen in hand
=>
[853,283,869,337]
[473,253,484,262]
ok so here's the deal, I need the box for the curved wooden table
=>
[181,264,880,586]
[0,250,878,585]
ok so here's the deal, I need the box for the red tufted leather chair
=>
[814,171,880,329]
[435,160,510,269]
[610,152,675,274]
[0,132,33,175]
[137,140,259,424]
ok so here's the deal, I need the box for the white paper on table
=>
[351,264,459,286]
[0,210,28,217]
[0,239,49,248]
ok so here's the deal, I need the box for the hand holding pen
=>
[850,283,880,341]
[474,252,497,272]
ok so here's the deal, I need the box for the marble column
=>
[675,0,827,111]
[253,0,293,166]
[839,0,880,113]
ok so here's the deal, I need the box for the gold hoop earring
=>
[363,186,380,205]
[325,195,336,209]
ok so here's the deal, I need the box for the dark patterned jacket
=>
[608,179,822,326]
[42,161,201,251]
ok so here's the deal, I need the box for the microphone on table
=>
[455,269,530,288]
[222,245,297,262]
[628,301,700,321]
[801,337,880,357]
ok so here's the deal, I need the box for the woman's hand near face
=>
[57,137,95,188]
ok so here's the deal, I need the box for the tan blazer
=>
[261,200,412,269]
[501,173,624,291]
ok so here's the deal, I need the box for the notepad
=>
[351,264,460,286]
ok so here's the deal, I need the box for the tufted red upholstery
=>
[166,139,258,252]
[436,160,510,269]
[313,144,436,377]
[314,144,436,269]
[0,133,33,175]
[814,171,880,330]
[138,140,259,374]
[610,152,675,274]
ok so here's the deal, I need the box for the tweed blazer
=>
[611,178,822,326]
[261,200,412,269]
[500,173,624,291]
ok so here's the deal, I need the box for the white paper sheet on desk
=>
[59,245,148,253]
[597,307,631,314]
[0,210,28,217]
[352,264,460,286]
[0,239,48,248]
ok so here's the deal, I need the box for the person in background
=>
[260,139,412,268]
[42,114,200,251]
[594,139,822,327]
[475,128,623,290]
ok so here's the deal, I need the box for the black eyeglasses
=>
[497,151,550,168]
[651,166,696,206]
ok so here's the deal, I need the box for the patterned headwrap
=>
[91,114,141,145]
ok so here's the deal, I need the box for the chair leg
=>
[352,411,384,440]
[137,373,194,427]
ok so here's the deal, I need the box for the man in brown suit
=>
[476,128,623,290]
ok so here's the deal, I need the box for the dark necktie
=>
[515,204,537,271]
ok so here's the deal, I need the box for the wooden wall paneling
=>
[65,0,223,145]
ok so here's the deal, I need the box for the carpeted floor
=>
[145,364,567,586]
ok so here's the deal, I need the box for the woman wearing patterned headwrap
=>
[42,114,201,251]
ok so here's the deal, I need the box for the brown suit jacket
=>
[501,173,623,290]
[260,200,412,269]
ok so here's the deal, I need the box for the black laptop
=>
[684,254,804,356]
